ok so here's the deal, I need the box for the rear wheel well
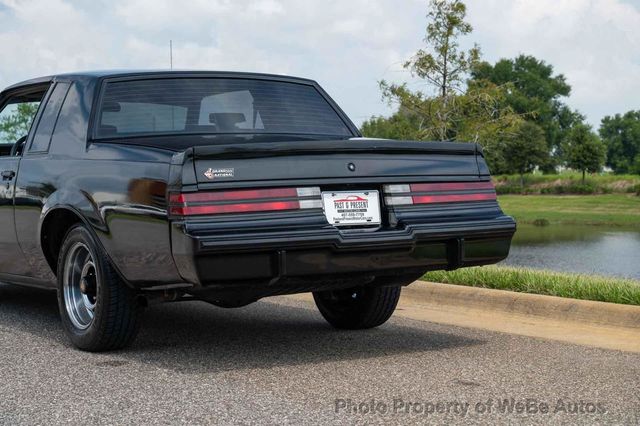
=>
[41,209,83,276]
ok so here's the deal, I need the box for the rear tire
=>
[57,224,142,351]
[313,285,401,330]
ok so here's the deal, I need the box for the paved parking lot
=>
[0,283,638,424]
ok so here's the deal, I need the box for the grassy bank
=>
[498,194,640,226]
[493,172,640,195]
[423,266,640,305]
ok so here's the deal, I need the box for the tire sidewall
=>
[57,224,111,349]
[313,285,401,329]
[313,289,367,328]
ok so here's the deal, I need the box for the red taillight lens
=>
[384,181,496,206]
[409,182,495,192]
[169,187,322,216]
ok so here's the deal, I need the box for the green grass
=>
[498,194,640,226]
[423,266,640,305]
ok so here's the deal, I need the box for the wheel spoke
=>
[63,242,98,330]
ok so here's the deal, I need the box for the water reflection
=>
[501,224,640,280]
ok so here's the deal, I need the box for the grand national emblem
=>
[204,167,234,180]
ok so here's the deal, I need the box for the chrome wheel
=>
[63,242,98,330]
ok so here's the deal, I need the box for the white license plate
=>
[321,191,381,226]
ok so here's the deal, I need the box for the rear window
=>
[96,78,352,138]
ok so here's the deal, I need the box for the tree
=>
[402,0,480,98]
[563,124,606,184]
[360,108,423,141]
[472,55,571,114]
[365,0,522,163]
[373,78,521,144]
[0,102,39,144]
[501,122,548,186]
[599,110,640,174]
[470,55,584,170]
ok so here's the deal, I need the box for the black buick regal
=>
[0,70,515,351]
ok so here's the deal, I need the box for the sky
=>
[0,0,638,129]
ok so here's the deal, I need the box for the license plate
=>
[321,191,381,226]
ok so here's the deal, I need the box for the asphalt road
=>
[0,283,639,425]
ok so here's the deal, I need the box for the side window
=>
[28,82,70,152]
[0,101,40,145]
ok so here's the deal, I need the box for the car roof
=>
[3,70,318,92]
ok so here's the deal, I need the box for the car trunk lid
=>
[190,139,482,185]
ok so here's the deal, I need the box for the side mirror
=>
[10,135,27,157]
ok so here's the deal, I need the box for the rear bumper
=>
[170,215,516,287]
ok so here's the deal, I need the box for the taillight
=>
[383,182,496,206]
[169,187,322,216]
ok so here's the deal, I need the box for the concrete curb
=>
[404,281,640,329]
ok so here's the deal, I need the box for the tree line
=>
[361,0,640,184]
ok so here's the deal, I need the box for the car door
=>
[13,81,72,282]
[0,85,49,277]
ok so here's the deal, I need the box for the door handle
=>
[1,170,15,180]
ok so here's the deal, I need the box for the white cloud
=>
[466,0,640,126]
[0,0,637,128]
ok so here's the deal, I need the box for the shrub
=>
[540,186,560,194]
[532,218,550,226]
[539,183,597,194]
[495,185,522,195]
[492,173,640,195]
[570,183,597,194]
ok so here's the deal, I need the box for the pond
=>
[500,224,640,280]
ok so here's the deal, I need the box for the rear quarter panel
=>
[14,78,182,287]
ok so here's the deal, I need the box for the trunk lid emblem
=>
[204,167,234,180]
